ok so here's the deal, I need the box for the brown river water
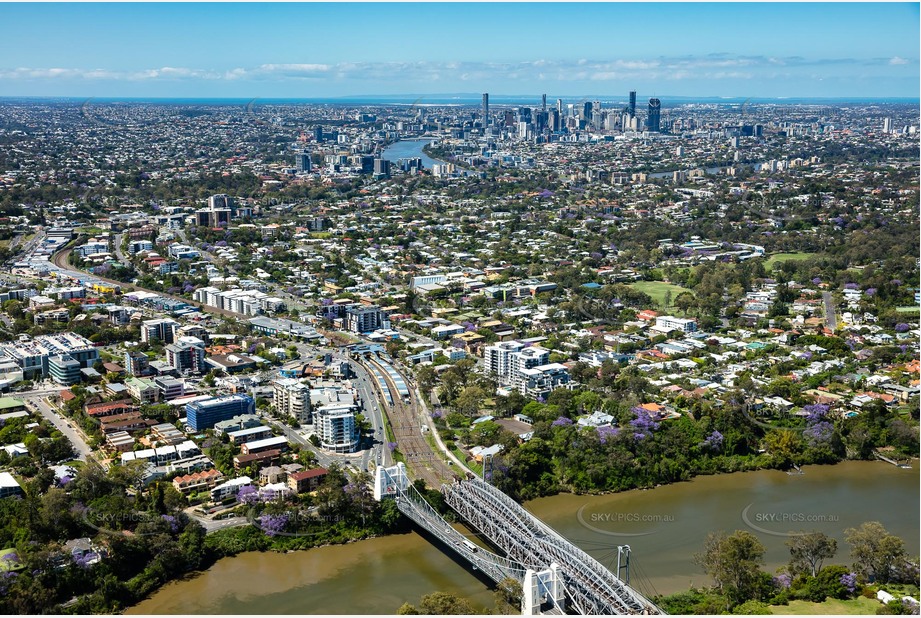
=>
[128,460,919,614]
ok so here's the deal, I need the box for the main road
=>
[21,389,94,461]
[823,291,838,330]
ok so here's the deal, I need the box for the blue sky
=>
[0,3,918,98]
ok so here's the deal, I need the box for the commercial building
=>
[0,333,99,381]
[48,355,81,385]
[240,435,289,455]
[186,395,255,431]
[227,425,273,446]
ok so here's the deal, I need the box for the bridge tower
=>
[522,563,565,615]
[373,462,409,501]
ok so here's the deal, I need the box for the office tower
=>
[296,151,311,173]
[542,94,547,112]
[583,101,593,119]
[550,109,560,132]
[556,98,563,116]
[314,125,323,143]
[629,91,636,117]
[883,117,893,133]
[647,98,661,132]
[482,93,489,126]
[373,159,391,179]
[518,107,532,123]
[208,194,234,210]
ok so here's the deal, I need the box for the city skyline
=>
[0,2,919,99]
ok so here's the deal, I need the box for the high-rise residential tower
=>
[647,98,661,132]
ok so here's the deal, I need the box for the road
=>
[823,291,837,330]
[347,358,388,471]
[49,245,250,320]
[24,392,94,461]
[111,233,132,268]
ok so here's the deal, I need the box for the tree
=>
[412,591,476,614]
[674,292,696,315]
[454,385,486,417]
[694,530,766,608]
[786,531,837,577]
[844,521,908,583]
[494,577,523,614]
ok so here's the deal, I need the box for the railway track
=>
[359,353,454,488]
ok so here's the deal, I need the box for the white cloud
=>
[0,55,913,84]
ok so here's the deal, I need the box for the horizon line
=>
[1,94,918,103]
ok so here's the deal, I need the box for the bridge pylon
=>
[522,562,566,615]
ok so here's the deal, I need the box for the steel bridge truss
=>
[394,481,526,585]
[443,478,663,615]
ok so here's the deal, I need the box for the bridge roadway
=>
[388,471,663,615]
[394,480,525,585]
[440,478,663,615]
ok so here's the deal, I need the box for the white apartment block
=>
[273,378,312,424]
[654,316,698,333]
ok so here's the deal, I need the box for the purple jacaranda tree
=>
[804,421,834,447]
[387,441,398,452]
[258,513,288,537]
[895,323,910,333]
[812,277,823,285]
[596,425,619,445]
[630,407,660,430]
[773,573,792,589]
[865,288,876,296]
[803,404,829,423]
[844,283,858,290]
[840,572,858,593]
[161,514,179,533]
[237,484,259,505]
[551,416,573,427]
[702,430,724,452]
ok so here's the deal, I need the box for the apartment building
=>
[272,378,311,424]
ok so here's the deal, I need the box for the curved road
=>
[50,245,249,320]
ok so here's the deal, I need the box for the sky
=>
[0,2,918,99]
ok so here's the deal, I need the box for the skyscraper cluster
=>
[478,90,663,141]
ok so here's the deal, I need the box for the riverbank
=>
[127,460,918,614]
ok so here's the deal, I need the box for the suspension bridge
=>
[375,463,664,615]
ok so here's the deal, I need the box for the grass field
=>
[769,596,880,615]
[895,306,920,313]
[765,252,817,269]
[628,281,691,308]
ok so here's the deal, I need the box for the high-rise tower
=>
[629,91,636,117]
[647,98,661,132]
[482,93,489,126]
